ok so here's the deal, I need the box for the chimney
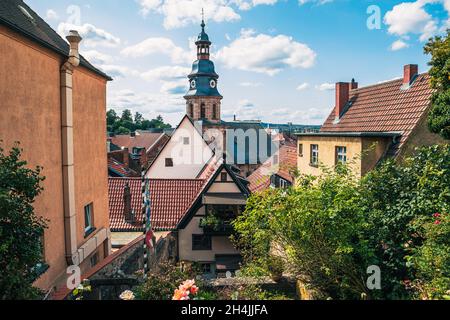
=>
[123,183,134,223]
[122,148,130,168]
[403,64,418,86]
[335,82,350,120]
[350,78,358,90]
[66,30,82,67]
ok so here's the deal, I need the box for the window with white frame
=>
[84,203,94,236]
[310,144,319,166]
[336,146,347,164]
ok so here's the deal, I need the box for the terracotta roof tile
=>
[108,157,138,177]
[320,73,434,156]
[247,144,297,193]
[108,177,205,232]
[110,132,165,152]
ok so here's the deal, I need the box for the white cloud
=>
[216,30,316,75]
[316,83,335,91]
[57,22,121,47]
[296,82,310,91]
[108,89,185,116]
[233,0,278,11]
[222,99,262,120]
[384,0,439,42]
[298,0,333,5]
[121,37,191,63]
[140,66,190,96]
[390,39,409,51]
[97,65,138,79]
[240,82,262,87]
[141,66,191,82]
[46,9,59,20]
[138,0,242,29]
[160,80,188,95]
[81,50,114,65]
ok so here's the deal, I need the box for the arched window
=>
[200,103,206,119]
[187,103,193,118]
[212,104,217,120]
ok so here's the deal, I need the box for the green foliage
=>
[234,145,450,300]
[69,280,92,301]
[0,143,47,300]
[235,167,372,299]
[361,144,450,299]
[134,262,192,300]
[195,290,218,300]
[267,256,284,281]
[107,109,172,134]
[424,30,450,139]
[200,214,223,231]
[406,212,450,300]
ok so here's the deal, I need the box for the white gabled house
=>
[145,115,215,179]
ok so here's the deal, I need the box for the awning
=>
[215,255,242,271]
[202,193,247,205]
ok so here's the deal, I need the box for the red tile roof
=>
[108,177,205,232]
[108,157,138,177]
[320,73,434,156]
[149,179,205,230]
[110,132,166,152]
[247,144,297,193]
[109,178,143,232]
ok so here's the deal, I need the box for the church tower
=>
[184,16,222,122]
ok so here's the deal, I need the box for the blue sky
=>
[26,0,450,126]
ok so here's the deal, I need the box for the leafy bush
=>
[234,145,450,300]
[360,144,450,299]
[234,166,372,299]
[0,143,47,300]
[200,214,224,231]
[134,262,192,300]
[406,212,450,299]
[267,256,284,281]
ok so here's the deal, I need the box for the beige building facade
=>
[0,2,111,293]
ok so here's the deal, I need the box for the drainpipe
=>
[61,30,82,266]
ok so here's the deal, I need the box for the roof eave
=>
[295,131,403,138]
[0,18,112,81]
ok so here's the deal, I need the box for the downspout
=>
[61,30,82,266]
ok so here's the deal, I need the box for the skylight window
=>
[18,5,36,25]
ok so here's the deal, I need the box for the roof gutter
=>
[295,131,403,138]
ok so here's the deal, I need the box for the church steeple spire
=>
[196,10,211,60]
[184,11,223,122]
[201,8,205,31]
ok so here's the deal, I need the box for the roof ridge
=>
[350,72,428,92]
[149,178,205,182]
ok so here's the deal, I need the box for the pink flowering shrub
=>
[172,279,199,300]
[406,212,450,299]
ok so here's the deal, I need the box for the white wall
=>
[146,117,214,179]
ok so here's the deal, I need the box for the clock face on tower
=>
[190,80,196,89]
[210,79,216,88]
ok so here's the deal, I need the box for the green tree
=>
[134,112,144,129]
[106,109,172,134]
[234,166,373,300]
[0,143,47,300]
[234,145,450,300]
[424,30,450,139]
[106,109,118,127]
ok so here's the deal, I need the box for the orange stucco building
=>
[0,1,112,294]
